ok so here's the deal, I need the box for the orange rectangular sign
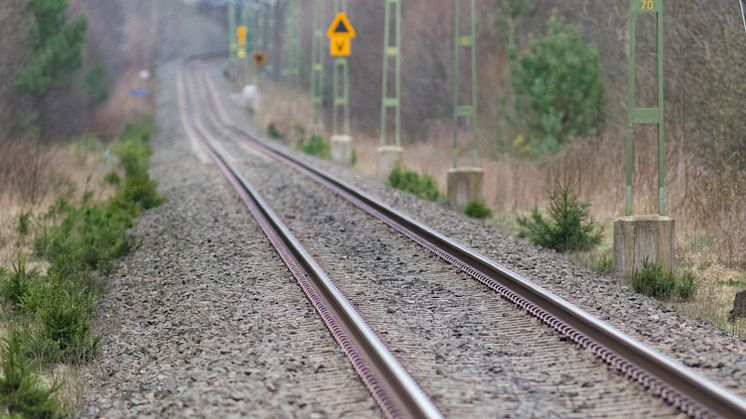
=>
[329,37,351,57]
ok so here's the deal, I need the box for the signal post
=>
[447,0,483,208]
[613,0,674,281]
[376,0,403,178]
[327,5,357,166]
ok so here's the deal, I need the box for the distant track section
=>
[178,56,443,419]
[191,54,746,419]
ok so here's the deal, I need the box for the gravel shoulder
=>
[205,61,746,399]
[80,61,378,418]
[207,120,679,417]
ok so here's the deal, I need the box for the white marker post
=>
[137,70,151,117]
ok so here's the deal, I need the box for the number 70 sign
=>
[639,0,659,13]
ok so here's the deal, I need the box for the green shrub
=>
[117,135,151,178]
[267,123,285,140]
[633,260,674,298]
[388,165,442,202]
[464,200,492,219]
[34,284,99,363]
[0,333,62,418]
[0,119,164,414]
[351,148,358,166]
[675,270,697,299]
[121,119,154,144]
[116,173,164,211]
[632,260,697,300]
[84,63,109,104]
[0,259,38,308]
[511,14,604,154]
[517,182,602,252]
[15,0,88,96]
[297,135,331,159]
[37,200,136,278]
[104,171,121,186]
[16,211,33,238]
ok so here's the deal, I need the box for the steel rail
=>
[178,59,443,419]
[193,58,746,419]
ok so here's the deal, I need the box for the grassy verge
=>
[0,120,163,417]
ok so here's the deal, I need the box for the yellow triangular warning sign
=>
[327,12,356,39]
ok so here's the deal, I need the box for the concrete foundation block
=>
[446,167,484,209]
[376,145,403,178]
[331,135,354,166]
[613,215,675,282]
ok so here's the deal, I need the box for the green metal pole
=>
[240,0,250,84]
[451,0,460,168]
[228,0,237,58]
[311,0,325,131]
[282,0,300,86]
[394,0,401,147]
[625,0,665,216]
[379,0,402,147]
[625,1,637,216]
[469,0,478,167]
[265,2,275,76]
[333,0,349,136]
[254,5,264,52]
[657,6,665,215]
[451,0,478,168]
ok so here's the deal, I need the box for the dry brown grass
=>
[0,138,116,415]
[253,78,314,144]
[0,138,116,267]
[255,79,746,338]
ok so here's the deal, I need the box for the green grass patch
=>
[721,276,746,288]
[517,182,602,252]
[267,123,285,140]
[463,200,492,219]
[297,135,331,159]
[632,259,697,300]
[34,198,137,279]
[573,247,614,276]
[388,165,442,202]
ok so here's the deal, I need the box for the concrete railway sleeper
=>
[183,53,746,419]
[179,57,443,419]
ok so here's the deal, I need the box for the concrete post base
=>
[376,145,403,178]
[613,215,675,282]
[331,135,354,166]
[446,167,484,208]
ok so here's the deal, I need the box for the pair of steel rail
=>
[180,54,746,419]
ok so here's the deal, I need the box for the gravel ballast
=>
[205,60,746,401]
[80,62,378,418]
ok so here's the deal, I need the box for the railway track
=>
[179,59,442,419]
[180,54,746,419]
